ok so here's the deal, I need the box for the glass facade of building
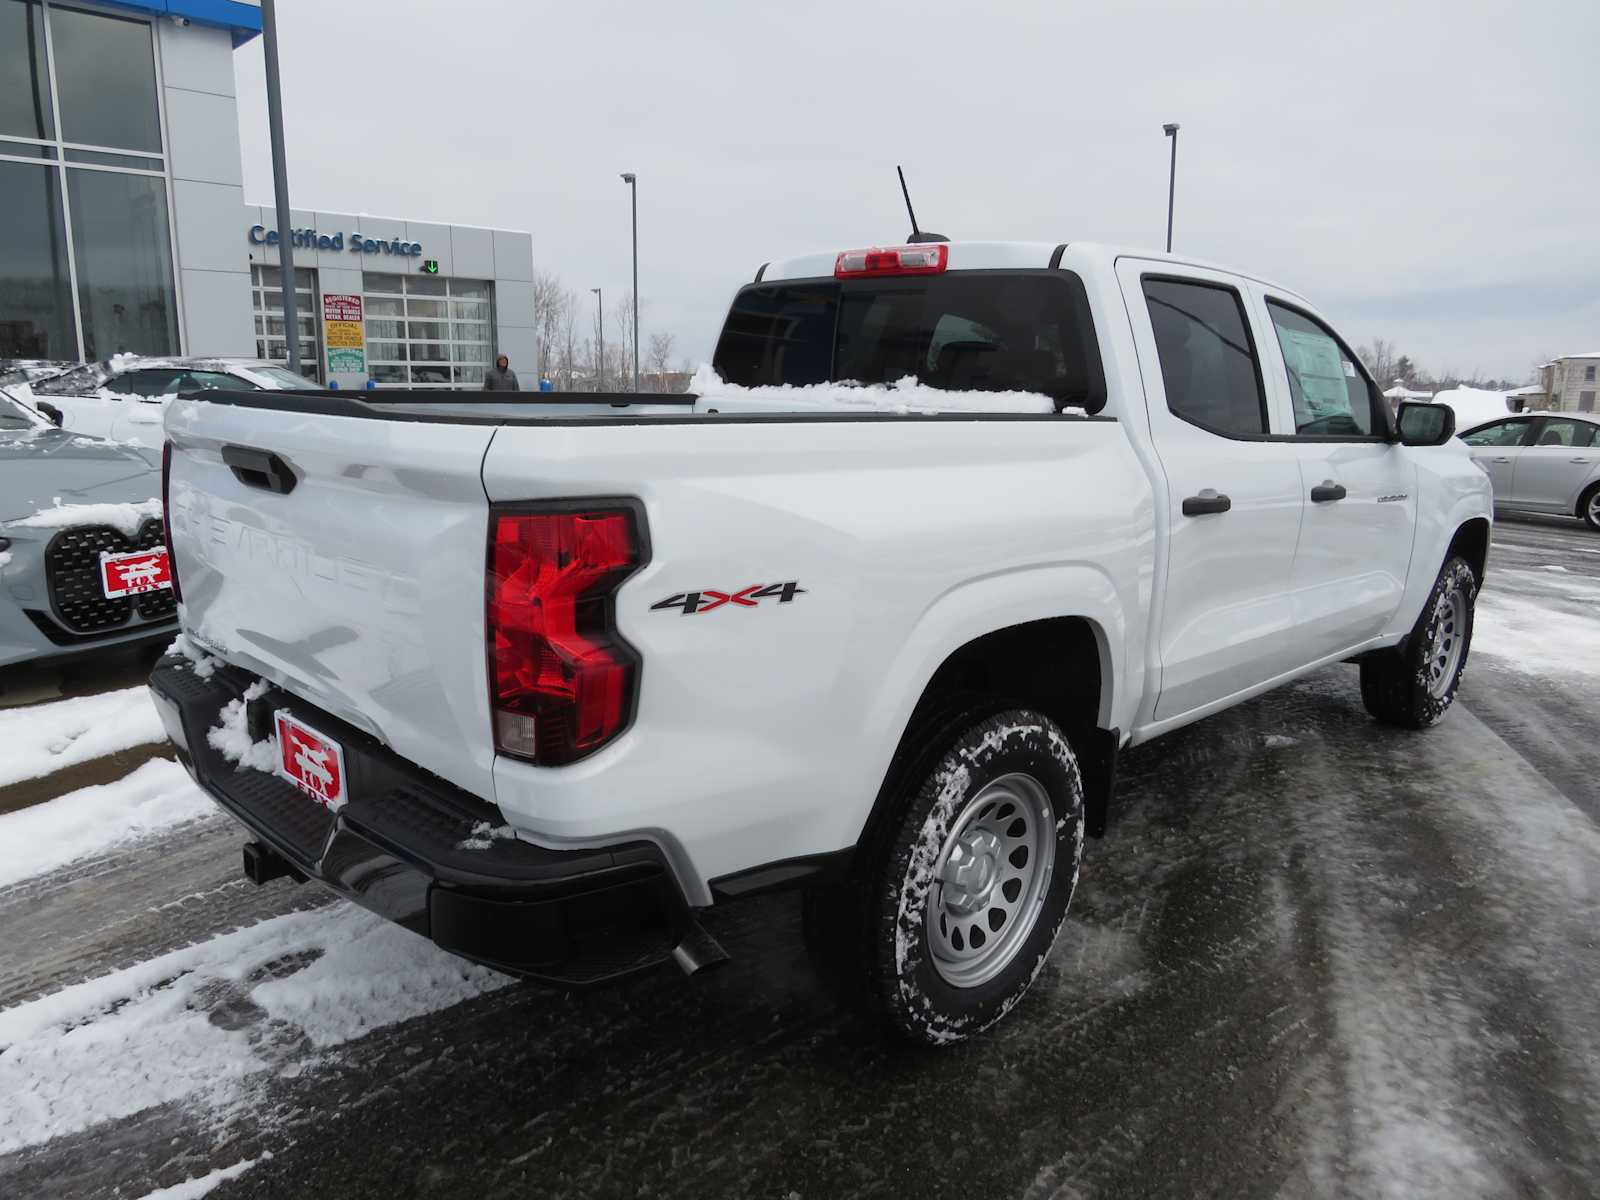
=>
[0,0,178,360]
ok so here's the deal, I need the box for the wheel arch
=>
[857,615,1121,863]
[1446,516,1491,588]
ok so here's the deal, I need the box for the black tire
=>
[851,709,1085,1046]
[1579,482,1600,533]
[1360,556,1477,728]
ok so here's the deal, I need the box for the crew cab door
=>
[1253,295,1417,657]
[1117,261,1304,720]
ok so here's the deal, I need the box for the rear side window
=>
[1141,278,1266,436]
[711,272,1105,410]
[1533,418,1597,448]
[1266,301,1380,437]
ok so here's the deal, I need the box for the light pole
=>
[621,173,639,393]
[261,0,300,377]
[591,286,603,392]
[1163,122,1180,253]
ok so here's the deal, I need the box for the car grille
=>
[45,518,176,634]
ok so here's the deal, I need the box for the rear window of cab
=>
[712,272,1106,412]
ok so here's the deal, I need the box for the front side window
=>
[113,368,183,397]
[1266,301,1379,436]
[0,393,47,429]
[183,371,258,392]
[1142,278,1266,436]
[1460,418,1532,447]
[712,272,1105,410]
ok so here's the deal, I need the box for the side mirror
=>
[1395,401,1454,447]
[36,401,64,427]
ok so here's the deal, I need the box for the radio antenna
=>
[897,166,947,244]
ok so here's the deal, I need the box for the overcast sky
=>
[234,0,1599,381]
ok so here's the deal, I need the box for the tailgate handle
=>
[222,445,298,495]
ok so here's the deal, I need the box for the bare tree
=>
[613,292,637,392]
[646,331,676,381]
[531,271,569,383]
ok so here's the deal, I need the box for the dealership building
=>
[1,0,536,388]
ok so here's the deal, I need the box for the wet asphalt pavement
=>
[2,513,1598,1200]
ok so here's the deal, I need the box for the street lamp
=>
[1163,122,1180,253]
[620,173,639,393]
[591,286,603,392]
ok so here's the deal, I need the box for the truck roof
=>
[757,240,1311,306]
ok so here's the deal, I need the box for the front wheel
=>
[1579,482,1600,532]
[857,709,1085,1046]
[1360,556,1477,728]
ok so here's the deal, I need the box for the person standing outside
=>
[482,354,520,391]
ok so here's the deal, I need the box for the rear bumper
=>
[148,654,690,986]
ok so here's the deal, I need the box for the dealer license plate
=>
[99,547,172,598]
[274,710,348,810]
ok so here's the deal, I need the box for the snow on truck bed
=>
[686,365,1057,414]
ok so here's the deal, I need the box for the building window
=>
[250,265,319,381]
[68,168,178,358]
[1585,365,1596,382]
[0,0,177,361]
[362,272,494,388]
[0,159,73,357]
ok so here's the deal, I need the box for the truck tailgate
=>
[164,401,499,801]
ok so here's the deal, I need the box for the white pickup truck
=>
[149,240,1491,1045]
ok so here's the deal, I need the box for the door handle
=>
[1491,456,1512,463]
[1181,490,1232,516]
[1572,457,1592,464]
[221,445,298,495]
[1310,481,1347,503]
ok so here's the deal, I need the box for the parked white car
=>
[150,240,1491,1045]
[1459,411,1600,530]
[30,357,307,446]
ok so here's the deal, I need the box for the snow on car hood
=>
[0,428,161,523]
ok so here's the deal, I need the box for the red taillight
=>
[161,440,182,603]
[487,505,644,765]
[834,243,948,278]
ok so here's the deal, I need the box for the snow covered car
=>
[149,240,1492,1045]
[0,391,175,669]
[31,357,307,447]
[1459,411,1600,531]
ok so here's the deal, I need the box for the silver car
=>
[1460,411,1600,531]
[0,391,176,668]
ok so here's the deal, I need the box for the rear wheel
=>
[852,709,1084,1046]
[1579,482,1600,532]
[1360,556,1477,728]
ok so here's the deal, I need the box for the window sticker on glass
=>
[1278,328,1349,426]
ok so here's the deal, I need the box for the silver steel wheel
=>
[926,772,1055,989]
[1425,587,1467,698]
[1587,490,1600,528]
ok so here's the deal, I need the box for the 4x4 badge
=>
[650,581,806,615]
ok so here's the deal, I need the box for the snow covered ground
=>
[0,758,213,889]
[0,686,167,789]
[0,904,510,1159]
